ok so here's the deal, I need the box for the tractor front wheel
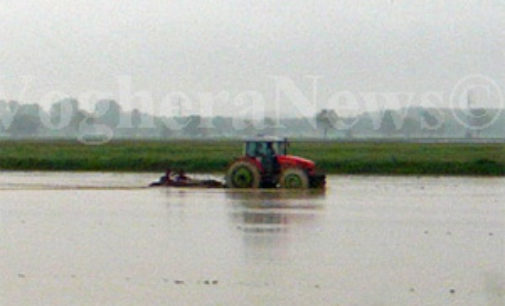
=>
[226,160,261,188]
[279,168,309,189]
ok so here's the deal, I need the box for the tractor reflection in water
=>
[228,190,325,234]
[226,136,326,189]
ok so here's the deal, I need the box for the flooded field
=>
[1,172,504,305]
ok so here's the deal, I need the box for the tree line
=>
[0,99,504,140]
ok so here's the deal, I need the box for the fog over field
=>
[0,0,504,119]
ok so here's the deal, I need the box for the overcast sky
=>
[0,0,504,116]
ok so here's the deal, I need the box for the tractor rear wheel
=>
[279,168,309,189]
[226,160,261,188]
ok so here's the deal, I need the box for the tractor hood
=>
[277,155,315,169]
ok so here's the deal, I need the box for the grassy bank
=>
[0,140,504,175]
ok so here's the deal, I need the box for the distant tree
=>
[279,118,314,137]
[344,128,353,139]
[464,129,473,139]
[95,100,121,128]
[316,109,338,138]
[498,113,505,139]
[468,108,491,138]
[351,115,374,137]
[128,108,142,138]
[0,100,20,132]
[7,104,42,137]
[378,110,397,137]
[8,114,40,137]
[242,119,256,137]
[49,99,82,137]
[421,109,445,138]
[263,117,276,135]
[213,116,233,137]
[401,118,418,138]
[182,115,202,137]
[131,109,142,128]
[157,117,173,139]
[337,116,358,139]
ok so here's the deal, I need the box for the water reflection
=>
[227,190,325,263]
[227,190,325,234]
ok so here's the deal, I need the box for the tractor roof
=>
[245,135,287,142]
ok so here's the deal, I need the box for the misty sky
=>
[0,0,504,116]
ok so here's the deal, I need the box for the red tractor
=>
[225,136,326,189]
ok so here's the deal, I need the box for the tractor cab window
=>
[245,142,263,157]
[245,142,256,157]
[273,141,287,155]
[245,141,287,157]
[245,142,270,157]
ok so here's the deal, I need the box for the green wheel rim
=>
[232,166,254,188]
[284,174,302,188]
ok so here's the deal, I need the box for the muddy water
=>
[0,172,504,305]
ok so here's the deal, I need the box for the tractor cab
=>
[244,136,288,159]
[225,135,325,189]
[243,136,287,183]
